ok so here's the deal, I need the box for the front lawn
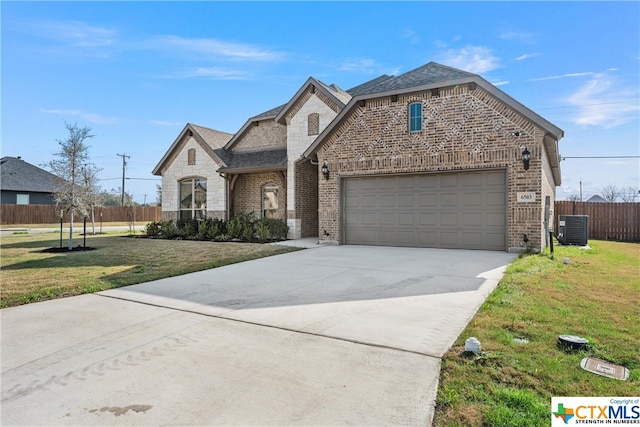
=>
[433,240,640,426]
[0,231,300,308]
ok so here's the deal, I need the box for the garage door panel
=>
[419,212,436,226]
[361,194,378,208]
[418,230,437,245]
[378,212,396,226]
[487,212,506,227]
[440,231,460,246]
[463,212,482,227]
[486,171,505,185]
[441,213,460,226]
[398,194,414,207]
[344,171,506,250]
[418,193,437,207]
[361,212,379,225]
[463,192,482,207]
[440,174,459,187]
[486,192,506,206]
[378,194,396,208]
[397,212,415,226]
[463,232,483,247]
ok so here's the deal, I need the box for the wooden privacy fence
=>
[554,201,640,243]
[0,205,162,225]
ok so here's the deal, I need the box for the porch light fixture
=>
[321,162,330,180]
[522,148,531,170]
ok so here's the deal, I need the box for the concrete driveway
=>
[1,244,516,426]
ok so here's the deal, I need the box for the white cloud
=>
[31,20,116,48]
[436,45,500,74]
[492,80,510,86]
[155,67,249,80]
[339,58,382,73]
[148,120,184,127]
[42,109,119,125]
[500,31,535,43]
[528,72,594,81]
[401,29,420,45]
[566,73,640,128]
[514,53,541,61]
[143,35,285,61]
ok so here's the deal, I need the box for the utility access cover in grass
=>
[580,357,629,380]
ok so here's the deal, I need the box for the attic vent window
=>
[187,148,196,165]
[308,113,320,136]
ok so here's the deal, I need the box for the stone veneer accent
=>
[317,84,555,252]
[284,93,338,238]
[160,136,226,220]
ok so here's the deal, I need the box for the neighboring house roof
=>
[215,148,287,174]
[587,195,607,202]
[0,156,61,193]
[303,61,564,184]
[152,123,233,175]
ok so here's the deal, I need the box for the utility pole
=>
[117,153,130,206]
[143,194,148,206]
[580,181,583,202]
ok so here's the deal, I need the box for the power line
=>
[536,100,640,110]
[562,156,640,159]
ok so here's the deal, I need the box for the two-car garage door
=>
[343,170,506,250]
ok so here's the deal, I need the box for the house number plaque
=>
[517,192,536,202]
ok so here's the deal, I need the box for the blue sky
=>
[2,1,639,203]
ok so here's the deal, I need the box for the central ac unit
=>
[557,215,589,246]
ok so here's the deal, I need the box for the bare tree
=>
[43,123,94,249]
[620,186,639,202]
[81,163,103,234]
[567,194,581,202]
[600,184,622,202]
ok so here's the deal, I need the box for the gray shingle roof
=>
[251,104,286,120]
[347,62,475,95]
[190,123,233,149]
[347,74,394,96]
[0,156,62,193]
[215,148,287,173]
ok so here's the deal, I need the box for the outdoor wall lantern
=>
[522,148,531,170]
[321,162,330,180]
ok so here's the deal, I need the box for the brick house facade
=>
[153,62,563,252]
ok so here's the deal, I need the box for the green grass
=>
[0,231,301,308]
[433,240,640,426]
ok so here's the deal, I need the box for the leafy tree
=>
[43,123,94,249]
[155,184,162,206]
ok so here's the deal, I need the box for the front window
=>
[180,178,206,219]
[409,102,423,132]
[16,194,29,205]
[262,183,279,219]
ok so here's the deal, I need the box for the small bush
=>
[255,221,270,242]
[143,214,288,243]
[159,220,177,239]
[143,221,162,237]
